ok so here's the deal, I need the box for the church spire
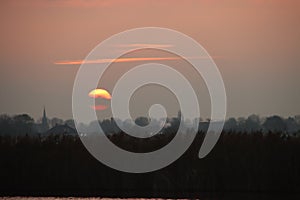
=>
[43,106,46,119]
[42,106,49,132]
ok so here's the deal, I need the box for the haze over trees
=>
[1,113,300,136]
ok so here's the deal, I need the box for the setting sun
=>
[88,88,111,100]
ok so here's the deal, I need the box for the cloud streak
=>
[54,56,225,65]
[54,57,182,65]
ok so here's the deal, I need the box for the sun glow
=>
[88,89,112,100]
[91,105,108,111]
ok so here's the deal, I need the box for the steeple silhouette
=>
[41,106,49,132]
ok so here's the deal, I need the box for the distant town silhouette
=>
[1,107,299,137]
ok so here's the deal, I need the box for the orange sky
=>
[0,0,299,120]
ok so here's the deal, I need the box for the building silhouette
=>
[45,124,77,135]
[41,106,49,132]
[33,107,49,133]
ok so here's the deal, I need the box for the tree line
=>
[0,113,300,136]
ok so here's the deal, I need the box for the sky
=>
[0,0,299,121]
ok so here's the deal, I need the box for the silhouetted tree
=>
[245,114,261,132]
[64,119,75,129]
[224,117,238,131]
[13,114,34,135]
[135,116,149,127]
[49,117,64,128]
[263,115,287,133]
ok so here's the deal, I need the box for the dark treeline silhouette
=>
[1,113,300,136]
[0,130,300,198]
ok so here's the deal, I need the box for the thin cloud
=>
[54,56,225,65]
[54,57,181,65]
